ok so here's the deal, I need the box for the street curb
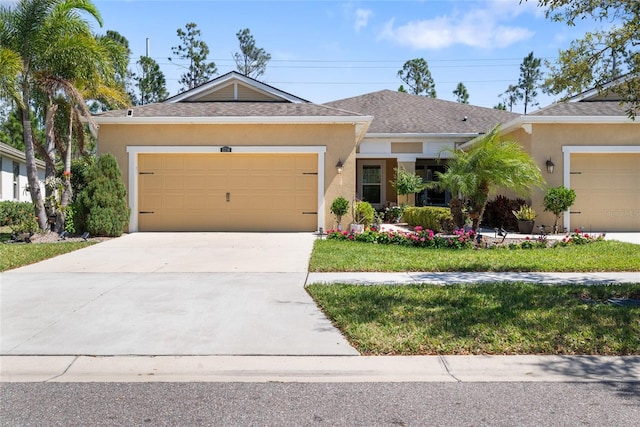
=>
[2,355,639,383]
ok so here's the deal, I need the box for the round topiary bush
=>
[330,196,349,228]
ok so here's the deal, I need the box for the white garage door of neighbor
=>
[138,153,318,232]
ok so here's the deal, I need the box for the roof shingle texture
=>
[529,101,629,116]
[96,102,365,118]
[324,90,518,134]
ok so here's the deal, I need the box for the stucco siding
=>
[97,122,359,231]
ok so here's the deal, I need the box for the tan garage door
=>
[138,153,318,232]
[570,153,640,232]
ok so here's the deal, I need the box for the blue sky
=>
[9,0,606,112]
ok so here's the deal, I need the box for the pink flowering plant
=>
[554,229,606,247]
[325,225,475,250]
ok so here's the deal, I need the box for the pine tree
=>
[169,22,217,91]
[453,82,469,103]
[233,28,271,79]
[518,51,542,114]
[397,58,437,97]
[134,56,169,105]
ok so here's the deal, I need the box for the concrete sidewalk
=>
[2,355,639,383]
[306,271,640,286]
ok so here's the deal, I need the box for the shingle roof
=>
[528,101,629,117]
[95,101,366,118]
[324,90,518,134]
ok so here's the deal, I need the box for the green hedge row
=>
[0,201,34,227]
[402,206,454,233]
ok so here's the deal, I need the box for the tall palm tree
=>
[0,0,103,230]
[1,0,127,231]
[434,125,545,231]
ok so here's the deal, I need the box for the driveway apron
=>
[0,233,358,356]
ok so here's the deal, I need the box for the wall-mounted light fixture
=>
[336,159,343,174]
[546,158,555,174]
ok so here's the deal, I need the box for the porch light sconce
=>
[336,159,344,174]
[546,158,555,174]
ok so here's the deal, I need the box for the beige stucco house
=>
[94,72,372,232]
[324,90,518,209]
[94,71,639,233]
[495,87,639,232]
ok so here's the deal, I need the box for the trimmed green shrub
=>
[482,195,526,231]
[0,201,34,227]
[353,200,375,227]
[75,153,130,237]
[330,196,349,227]
[69,156,95,203]
[544,186,576,233]
[403,206,453,232]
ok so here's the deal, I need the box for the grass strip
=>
[309,239,640,272]
[307,282,640,355]
[0,239,95,271]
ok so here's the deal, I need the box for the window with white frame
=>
[13,161,19,200]
[358,160,385,206]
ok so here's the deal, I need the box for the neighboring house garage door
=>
[138,153,318,231]
[570,153,640,232]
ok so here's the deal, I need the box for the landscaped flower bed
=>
[326,226,606,251]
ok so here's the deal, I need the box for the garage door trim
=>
[562,145,640,232]
[126,145,327,232]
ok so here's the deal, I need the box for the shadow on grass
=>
[307,283,640,356]
[408,272,640,285]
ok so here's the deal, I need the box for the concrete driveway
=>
[0,233,358,356]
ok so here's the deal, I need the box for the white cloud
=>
[354,8,373,32]
[378,0,536,50]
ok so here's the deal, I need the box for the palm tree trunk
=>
[449,197,465,229]
[20,83,48,231]
[56,110,74,233]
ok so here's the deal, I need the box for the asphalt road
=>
[2,382,639,426]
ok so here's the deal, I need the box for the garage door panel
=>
[571,153,640,232]
[138,153,317,231]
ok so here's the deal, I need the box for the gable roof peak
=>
[166,71,310,104]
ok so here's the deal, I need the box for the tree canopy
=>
[397,58,437,97]
[233,28,271,79]
[518,51,543,114]
[531,0,639,118]
[170,22,217,91]
[453,82,469,104]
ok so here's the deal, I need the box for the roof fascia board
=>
[0,143,46,168]
[567,74,634,102]
[93,115,373,126]
[500,115,635,135]
[366,132,482,139]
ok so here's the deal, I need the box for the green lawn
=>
[307,282,640,355]
[309,239,640,272]
[0,231,95,272]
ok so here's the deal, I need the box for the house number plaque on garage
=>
[220,146,232,152]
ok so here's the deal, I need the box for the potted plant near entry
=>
[350,199,375,233]
[330,196,349,230]
[512,205,536,234]
[543,186,576,234]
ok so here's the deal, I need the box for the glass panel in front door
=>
[362,165,381,204]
